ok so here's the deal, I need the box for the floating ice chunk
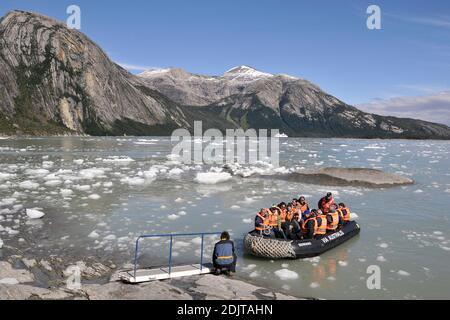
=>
[249,271,260,278]
[121,177,146,186]
[195,172,232,184]
[88,231,100,238]
[0,238,3,249]
[44,180,62,187]
[174,198,183,203]
[178,211,187,216]
[433,231,443,235]
[376,255,387,262]
[231,205,240,210]
[74,185,90,191]
[378,243,389,249]
[73,159,84,165]
[310,282,320,288]
[26,209,45,219]
[79,168,106,179]
[397,270,410,276]
[338,261,348,267]
[60,189,73,197]
[173,241,190,249]
[242,218,252,223]
[191,237,202,245]
[242,264,257,271]
[0,198,16,206]
[281,263,289,268]
[24,169,49,177]
[104,234,116,240]
[103,156,134,163]
[413,189,423,193]
[19,181,39,190]
[42,161,54,168]
[242,197,256,204]
[0,172,15,181]
[168,168,184,176]
[274,269,298,280]
[103,181,113,188]
[88,194,101,200]
[168,214,179,220]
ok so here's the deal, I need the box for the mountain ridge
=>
[1,10,450,139]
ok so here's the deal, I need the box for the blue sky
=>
[1,0,450,124]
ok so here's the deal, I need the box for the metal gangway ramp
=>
[119,232,222,283]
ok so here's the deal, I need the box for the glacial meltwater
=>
[0,137,449,299]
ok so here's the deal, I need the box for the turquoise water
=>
[0,137,449,299]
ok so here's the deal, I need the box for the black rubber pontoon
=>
[244,221,360,259]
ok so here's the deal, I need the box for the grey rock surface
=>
[0,261,299,300]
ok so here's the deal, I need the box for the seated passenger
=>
[301,210,316,239]
[337,203,351,223]
[298,196,310,214]
[269,207,287,240]
[315,211,328,237]
[212,231,237,276]
[254,208,271,236]
[326,205,341,231]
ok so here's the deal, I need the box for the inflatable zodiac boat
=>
[244,221,361,259]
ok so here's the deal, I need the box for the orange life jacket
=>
[316,215,327,235]
[326,212,339,230]
[255,213,268,231]
[279,208,287,222]
[286,209,295,222]
[321,198,334,213]
[299,203,309,213]
[337,207,351,222]
[268,212,279,227]
[301,218,316,234]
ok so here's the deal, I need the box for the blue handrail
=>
[132,232,222,280]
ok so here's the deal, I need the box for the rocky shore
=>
[0,260,299,300]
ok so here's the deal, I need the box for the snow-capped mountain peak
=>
[223,65,273,81]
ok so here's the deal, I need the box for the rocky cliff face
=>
[140,66,450,139]
[0,10,188,135]
[1,10,450,139]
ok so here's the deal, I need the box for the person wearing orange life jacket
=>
[301,210,317,239]
[301,210,327,239]
[315,210,328,236]
[284,203,302,240]
[336,202,351,223]
[269,207,287,240]
[277,202,288,223]
[298,196,310,215]
[318,192,335,213]
[255,208,271,237]
[326,205,341,231]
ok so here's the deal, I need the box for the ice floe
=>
[26,209,45,219]
[397,270,411,276]
[19,181,39,190]
[274,269,298,280]
[195,172,232,184]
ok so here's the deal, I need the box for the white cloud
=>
[387,13,450,29]
[358,91,450,126]
[115,62,158,71]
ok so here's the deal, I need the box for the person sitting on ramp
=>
[212,231,237,276]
